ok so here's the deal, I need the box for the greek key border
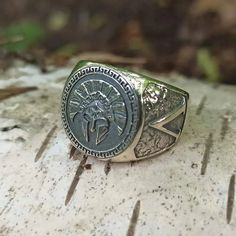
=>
[61,65,140,158]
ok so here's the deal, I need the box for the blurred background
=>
[0,0,236,84]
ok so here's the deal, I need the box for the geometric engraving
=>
[135,82,187,159]
[149,101,186,138]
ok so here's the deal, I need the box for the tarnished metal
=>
[61,61,189,162]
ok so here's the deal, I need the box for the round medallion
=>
[61,65,140,158]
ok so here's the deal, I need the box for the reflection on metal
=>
[61,61,189,162]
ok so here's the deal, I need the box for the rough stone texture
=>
[0,62,236,236]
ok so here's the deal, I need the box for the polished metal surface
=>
[61,61,189,162]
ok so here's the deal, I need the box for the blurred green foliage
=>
[0,21,45,52]
[197,48,221,83]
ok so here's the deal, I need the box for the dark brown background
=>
[0,0,236,84]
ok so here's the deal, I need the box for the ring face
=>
[61,65,140,158]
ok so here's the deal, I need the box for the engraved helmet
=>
[69,80,127,145]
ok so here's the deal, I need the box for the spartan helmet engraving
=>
[69,80,127,145]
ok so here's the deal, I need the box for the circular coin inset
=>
[61,66,140,158]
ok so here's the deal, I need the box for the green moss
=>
[0,21,46,52]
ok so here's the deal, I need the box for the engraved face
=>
[61,66,140,158]
[70,80,127,145]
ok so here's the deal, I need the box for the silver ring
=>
[61,61,189,162]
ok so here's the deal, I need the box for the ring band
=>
[61,61,189,162]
